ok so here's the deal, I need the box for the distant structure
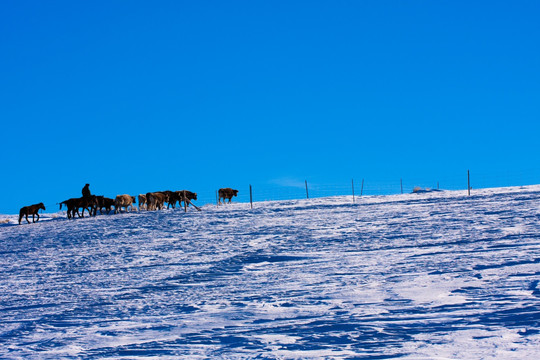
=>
[412,186,442,194]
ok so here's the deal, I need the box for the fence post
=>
[400,178,403,194]
[249,184,253,209]
[305,180,309,199]
[360,178,364,196]
[352,179,355,203]
[468,170,471,196]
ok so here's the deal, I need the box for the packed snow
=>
[1,185,539,358]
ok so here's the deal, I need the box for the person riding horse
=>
[82,184,91,198]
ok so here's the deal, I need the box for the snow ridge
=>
[1,186,539,358]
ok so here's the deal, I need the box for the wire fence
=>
[193,168,540,208]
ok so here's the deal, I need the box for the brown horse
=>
[218,188,238,204]
[19,203,46,225]
[175,190,198,209]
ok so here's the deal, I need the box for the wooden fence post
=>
[305,180,309,199]
[352,179,355,203]
[360,178,364,197]
[250,184,253,209]
[468,170,471,196]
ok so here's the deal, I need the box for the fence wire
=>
[192,168,540,208]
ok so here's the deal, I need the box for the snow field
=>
[1,185,539,358]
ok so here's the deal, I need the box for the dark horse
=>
[95,196,115,215]
[59,196,97,219]
[19,203,46,225]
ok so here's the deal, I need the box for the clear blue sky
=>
[1,1,539,213]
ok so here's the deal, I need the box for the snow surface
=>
[1,186,539,359]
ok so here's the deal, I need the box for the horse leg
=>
[18,213,23,225]
[36,212,40,222]
[32,213,35,223]
[26,214,30,224]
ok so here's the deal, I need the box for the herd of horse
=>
[18,187,239,225]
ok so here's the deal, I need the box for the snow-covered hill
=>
[1,186,539,359]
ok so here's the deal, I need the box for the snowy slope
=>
[1,186,539,359]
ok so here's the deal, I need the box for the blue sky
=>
[1,1,539,213]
